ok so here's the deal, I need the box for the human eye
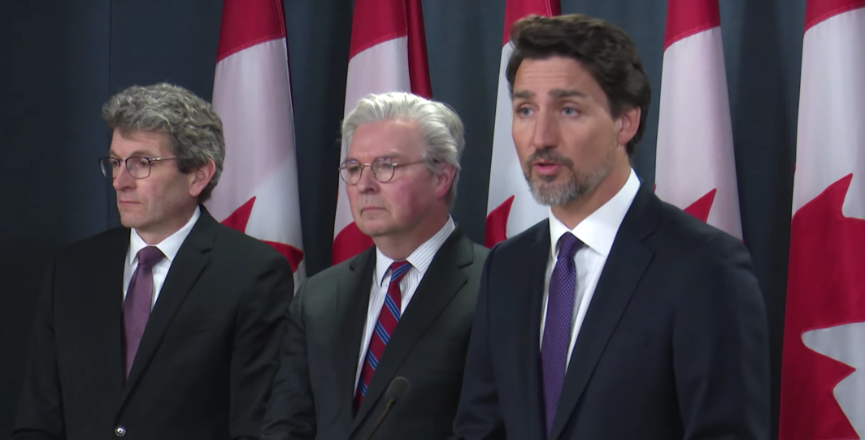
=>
[377,161,396,172]
[131,157,150,170]
[344,162,362,176]
[562,106,581,116]
[514,105,533,117]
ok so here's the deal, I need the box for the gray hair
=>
[341,92,465,208]
[102,83,225,202]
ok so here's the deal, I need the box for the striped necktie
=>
[354,260,412,411]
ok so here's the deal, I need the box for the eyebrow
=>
[512,89,588,100]
[108,149,160,158]
[344,154,401,163]
[549,89,588,99]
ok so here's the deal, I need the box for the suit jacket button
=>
[115,426,126,437]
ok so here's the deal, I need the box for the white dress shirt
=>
[540,169,640,369]
[353,215,456,390]
[122,206,201,310]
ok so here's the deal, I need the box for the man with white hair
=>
[261,91,488,440]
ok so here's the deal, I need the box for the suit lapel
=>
[335,248,376,427]
[118,211,216,407]
[548,185,659,440]
[507,222,551,439]
[350,229,472,432]
[92,230,130,400]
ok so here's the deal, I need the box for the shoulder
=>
[650,201,750,267]
[54,227,128,264]
[484,219,548,266]
[471,243,490,264]
[210,223,291,271]
[449,231,490,270]
[294,249,372,302]
[300,254,358,292]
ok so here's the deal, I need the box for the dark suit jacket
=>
[11,208,294,440]
[453,185,770,440]
[260,228,488,440]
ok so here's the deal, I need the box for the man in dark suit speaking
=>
[11,83,294,440]
[453,14,770,440]
[260,92,488,440]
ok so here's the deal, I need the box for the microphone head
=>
[386,376,410,402]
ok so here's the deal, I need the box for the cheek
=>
[564,123,610,162]
[512,123,533,159]
[384,179,428,218]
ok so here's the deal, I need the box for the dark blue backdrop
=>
[0,1,803,438]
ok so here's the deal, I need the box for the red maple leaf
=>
[220,196,305,273]
[485,195,515,248]
[682,189,716,222]
[780,173,865,440]
[331,222,374,265]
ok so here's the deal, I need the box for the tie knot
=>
[557,233,582,260]
[137,246,165,269]
[390,261,412,283]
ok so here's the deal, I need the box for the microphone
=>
[361,376,410,440]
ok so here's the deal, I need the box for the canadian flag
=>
[485,0,560,248]
[331,0,431,265]
[779,1,865,439]
[654,0,741,238]
[207,0,306,288]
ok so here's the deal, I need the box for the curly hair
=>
[102,83,225,202]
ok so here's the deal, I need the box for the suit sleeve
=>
[673,236,770,440]
[259,280,316,440]
[451,246,506,440]
[229,255,295,440]
[11,260,65,440]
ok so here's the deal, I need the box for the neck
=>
[551,162,630,230]
[136,205,197,245]
[373,210,449,261]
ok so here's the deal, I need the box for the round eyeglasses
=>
[338,158,426,185]
[99,156,178,179]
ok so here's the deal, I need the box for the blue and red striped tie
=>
[354,261,412,410]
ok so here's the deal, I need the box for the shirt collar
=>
[127,206,201,267]
[375,215,456,286]
[549,168,640,259]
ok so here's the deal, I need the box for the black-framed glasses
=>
[99,156,178,179]
[338,157,426,185]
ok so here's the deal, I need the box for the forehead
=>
[347,119,423,160]
[109,130,171,156]
[513,56,606,102]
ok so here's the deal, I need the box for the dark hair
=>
[506,14,651,156]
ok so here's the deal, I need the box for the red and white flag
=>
[780,1,865,438]
[331,0,431,265]
[654,0,741,238]
[207,0,306,288]
[485,0,560,248]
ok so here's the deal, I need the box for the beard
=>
[522,147,614,206]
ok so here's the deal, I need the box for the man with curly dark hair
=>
[12,83,294,440]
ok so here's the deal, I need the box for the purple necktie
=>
[541,232,582,436]
[122,246,164,379]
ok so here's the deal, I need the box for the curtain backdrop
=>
[0,1,802,438]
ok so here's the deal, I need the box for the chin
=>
[118,211,148,229]
[355,221,394,238]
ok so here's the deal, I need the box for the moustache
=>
[525,150,574,169]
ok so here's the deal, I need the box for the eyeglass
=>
[98,156,178,179]
[338,157,427,184]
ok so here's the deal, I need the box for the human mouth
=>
[532,160,563,176]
